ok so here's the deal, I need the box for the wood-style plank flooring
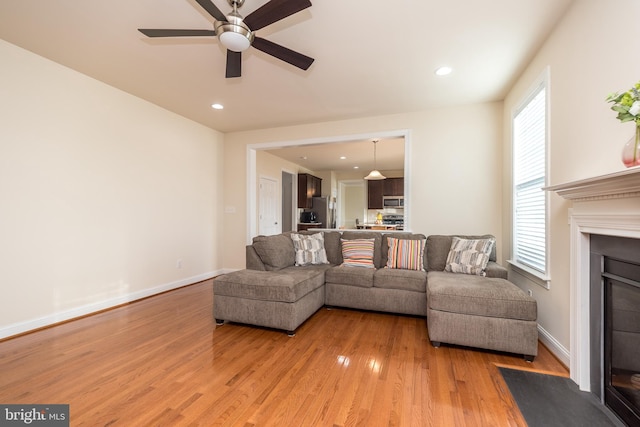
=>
[0,280,568,426]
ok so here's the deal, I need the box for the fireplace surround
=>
[547,167,640,424]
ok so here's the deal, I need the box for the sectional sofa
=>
[213,230,538,360]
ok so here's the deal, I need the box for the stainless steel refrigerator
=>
[311,196,336,229]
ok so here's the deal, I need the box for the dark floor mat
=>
[498,367,624,427]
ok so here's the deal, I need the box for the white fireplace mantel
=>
[546,167,640,392]
[545,167,640,201]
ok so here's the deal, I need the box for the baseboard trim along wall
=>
[537,323,570,367]
[0,271,222,340]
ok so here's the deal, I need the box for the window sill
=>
[507,260,551,289]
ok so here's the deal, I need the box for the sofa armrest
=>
[485,261,508,279]
[246,245,266,271]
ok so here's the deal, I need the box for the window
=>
[511,72,549,284]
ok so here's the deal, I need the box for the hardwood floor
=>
[0,280,568,426]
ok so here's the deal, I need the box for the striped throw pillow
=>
[445,237,495,276]
[386,237,425,271]
[341,238,375,268]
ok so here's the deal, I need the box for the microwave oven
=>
[382,196,404,208]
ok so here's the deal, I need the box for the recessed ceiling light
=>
[340,156,347,160]
[353,166,359,169]
[435,66,452,76]
[211,103,224,110]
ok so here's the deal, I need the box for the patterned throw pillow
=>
[386,237,426,271]
[445,237,496,276]
[341,238,375,268]
[290,233,329,266]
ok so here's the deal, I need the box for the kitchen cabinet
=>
[367,180,384,209]
[297,173,322,208]
[384,177,404,197]
[367,177,403,209]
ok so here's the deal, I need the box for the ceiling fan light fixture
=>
[215,17,253,52]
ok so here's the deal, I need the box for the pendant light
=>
[364,139,386,180]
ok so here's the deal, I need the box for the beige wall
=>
[343,184,365,229]
[0,40,225,338]
[255,150,305,234]
[223,103,503,270]
[502,0,640,360]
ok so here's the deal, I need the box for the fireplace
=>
[590,234,640,425]
[546,167,640,425]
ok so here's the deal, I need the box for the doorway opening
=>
[282,171,294,233]
[246,129,412,243]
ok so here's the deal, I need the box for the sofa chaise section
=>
[425,235,539,360]
[213,266,328,335]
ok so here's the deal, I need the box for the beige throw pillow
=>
[445,236,495,276]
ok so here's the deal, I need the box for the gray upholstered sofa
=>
[213,230,538,360]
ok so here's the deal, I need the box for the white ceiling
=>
[0,0,573,136]
[267,137,406,172]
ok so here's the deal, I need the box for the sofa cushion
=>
[427,271,537,321]
[427,234,497,272]
[325,265,375,288]
[214,265,328,303]
[341,231,383,268]
[252,234,295,271]
[374,268,427,292]
[386,236,426,271]
[291,232,329,266]
[341,238,376,268]
[444,236,495,276]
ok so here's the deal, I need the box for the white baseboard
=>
[0,270,224,340]
[538,323,570,367]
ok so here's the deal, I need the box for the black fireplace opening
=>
[591,234,640,426]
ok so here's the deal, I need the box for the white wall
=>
[0,39,225,338]
[502,0,640,361]
[223,103,503,269]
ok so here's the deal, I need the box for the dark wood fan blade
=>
[195,0,227,22]
[244,0,311,31]
[138,29,216,37]
[226,50,242,78]
[252,36,314,70]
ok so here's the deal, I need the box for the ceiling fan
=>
[138,0,314,78]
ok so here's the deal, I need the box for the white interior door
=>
[259,177,279,236]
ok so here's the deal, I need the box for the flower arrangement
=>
[606,81,640,125]
[606,81,640,167]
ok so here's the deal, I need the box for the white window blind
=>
[513,85,547,274]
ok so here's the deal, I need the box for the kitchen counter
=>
[356,223,401,230]
[297,222,323,231]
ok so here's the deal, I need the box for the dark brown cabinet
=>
[367,177,404,209]
[297,173,322,208]
[384,177,404,197]
[367,180,384,209]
